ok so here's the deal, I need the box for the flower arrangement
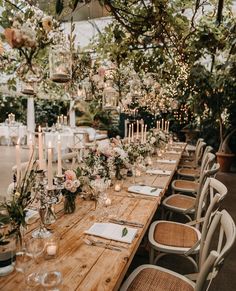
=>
[108,139,130,180]
[1,1,65,81]
[147,129,167,150]
[83,145,111,180]
[0,167,37,245]
[62,169,82,214]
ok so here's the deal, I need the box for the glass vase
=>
[64,195,76,214]
[115,167,123,180]
[0,226,16,277]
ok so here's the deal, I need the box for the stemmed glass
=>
[24,237,45,288]
[90,178,111,219]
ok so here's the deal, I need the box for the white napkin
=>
[25,209,38,224]
[166,150,179,154]
[128,185,162,197]
[173,142,185,145]
[146,169,171,175]
[156,159,176,164]
[84,223,137,244]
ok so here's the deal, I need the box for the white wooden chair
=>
[181,138,204,159]
[163,158,219,221]
[177,145,214,181]
[61,152,78,170]
[171,153,216,196]
[179,141,206,169]
[120,210,235,291]
[148,177,227,271]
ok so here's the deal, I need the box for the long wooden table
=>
[0,144,185,291]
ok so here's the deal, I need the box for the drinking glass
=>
[24,237,45,287]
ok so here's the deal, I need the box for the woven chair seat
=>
[177,168,200,177]
[154,222,198,248]
[172,180,198,193]
[163,195,196,211]
[126,267,194,291]
[178,160,196,168]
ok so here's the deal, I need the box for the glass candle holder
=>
[44,233,60,260]
[49,45,72,83]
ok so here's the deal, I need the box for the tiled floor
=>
[0,145,235,290]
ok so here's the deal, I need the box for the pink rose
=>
[65,170,76,181]
[64,180,73,191]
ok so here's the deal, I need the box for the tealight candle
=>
[47,244,57,256]
[135,169,141,177]
[114,183,121,192]
[105,198,111,206]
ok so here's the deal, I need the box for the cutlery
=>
[83,238,123,252]
[109,218,144,228]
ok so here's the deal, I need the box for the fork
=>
[83,238,122,252]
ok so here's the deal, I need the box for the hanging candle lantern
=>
[103,81,118,110]
[49,45,72,83]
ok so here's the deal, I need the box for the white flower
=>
[150,137,156,144]
[73,180,81,188]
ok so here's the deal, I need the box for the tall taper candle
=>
[47,141,53,190]
[136,120,139,140]
[57,135,62,176]
[144,124,147,142]
[38,126,44,170]
[131,123,134,142]
[15,139,21,183]
[28,134,34,172]
[128,124,131,144]
[141,124,144,144]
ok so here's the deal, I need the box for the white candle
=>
[46,244,57,256]
[167,121,170,133]
[57,135,62,177]
[63,116,67,125]
[165,121,167,132]
[114,183,121,192]
[28,134,34,172]
[144,124,147,142]
[136,120,139,140]
[131,123,134,142]
[15,139,21,183]
[141,124,144,144]
[128,124,131,144]
[38,126,44,170]
[47,141,53,190]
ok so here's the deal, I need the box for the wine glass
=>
[40,262,62,291]
[24,237,45,288]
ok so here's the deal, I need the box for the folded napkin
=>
[128,185,162,197]
[173,142,185,145]
[84,223,138,244]
[146,169,171,176]
[25,209,38,224]
[156,159,176,164]
[166,150,179,154]
[171,146,183,149]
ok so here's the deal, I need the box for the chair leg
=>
[149,247,155,264]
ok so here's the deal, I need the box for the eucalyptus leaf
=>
[122,227,128,237]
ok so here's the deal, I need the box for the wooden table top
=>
[0,144,185,291]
